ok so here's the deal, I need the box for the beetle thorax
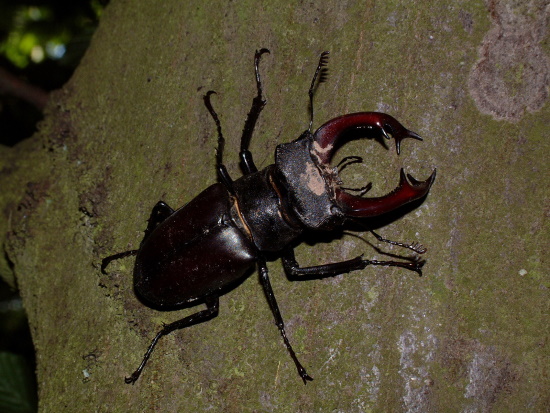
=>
[231,166,304,252]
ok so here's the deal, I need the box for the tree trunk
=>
[1,0,548,411]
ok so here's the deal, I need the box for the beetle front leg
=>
[239,48,270,175]
[282,248,425,279]
[204,91,235,192]
[257,258,313,384]
[125,296,219,384]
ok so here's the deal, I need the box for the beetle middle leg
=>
[101,201,175,273]
[125,296,220,384]
[257,257,313,384]
[282,248,425,279]
[141,201,175,239]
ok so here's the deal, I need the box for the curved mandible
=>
[312,112,422,163]
[335,168,436,217]
[311,112,435,218]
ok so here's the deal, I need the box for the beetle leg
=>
[204,91,235,193]
[125,296,220,384]
[101,250,138,274]
[100,201,175,274]
[282,248,367,280]
[282,248,425,279]
[142,201,175,240]
[257,258,313,384]
[239,48,270,175]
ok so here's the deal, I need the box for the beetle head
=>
[275,112,436,230]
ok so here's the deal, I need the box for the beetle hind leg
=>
[125,296,220,384]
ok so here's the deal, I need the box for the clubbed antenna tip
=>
[308,51,330,132]
[317,51,330,84]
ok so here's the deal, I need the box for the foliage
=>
[0,352,37,413]
[0,0,106,145]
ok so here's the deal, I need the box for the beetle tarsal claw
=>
[302,373,314,384]
[124,374,138,385]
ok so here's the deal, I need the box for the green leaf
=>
[0,352,37,413]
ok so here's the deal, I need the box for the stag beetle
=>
[102,49,436,384]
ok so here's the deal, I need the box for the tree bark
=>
[1,0,548,411]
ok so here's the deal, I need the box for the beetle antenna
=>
[337,155,363,173]
[369,229,427,254]
[340,182,373,197]
[348,218,427,254]
[308,51,330,132]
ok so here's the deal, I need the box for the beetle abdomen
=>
[133,184,257,308]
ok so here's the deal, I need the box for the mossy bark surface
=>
[1,0,548,411]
